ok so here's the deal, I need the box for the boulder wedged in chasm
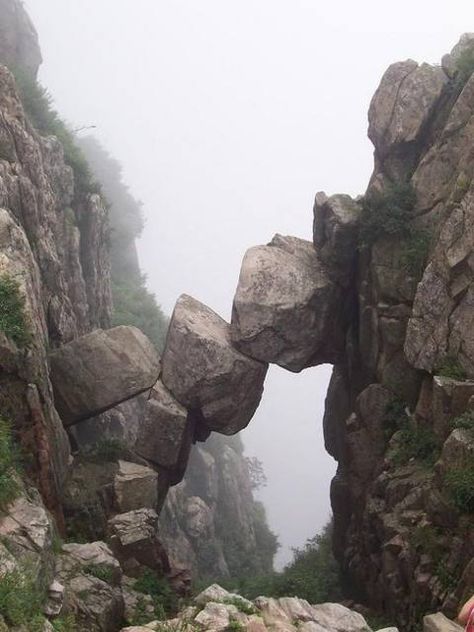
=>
[134,379,193,484]
[231,234,347,372]
[162,294,267,434]
[49,326,161,425]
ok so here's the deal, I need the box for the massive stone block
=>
[134,380,193,484]
[161,294,267,435]
[50,326,160,425]
[368,60,447,160]
[231,234,345,372]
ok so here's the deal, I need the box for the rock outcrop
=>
[49,326,160,425]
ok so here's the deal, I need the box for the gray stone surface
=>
[231,234,344,372]
[134,380,191,482]
[162,294,267,434]
[50,326,160,425]
[114,460,159,513]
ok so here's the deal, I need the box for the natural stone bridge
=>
[50,195,360,495]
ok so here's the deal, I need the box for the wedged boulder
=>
[231,234,345,372]
[423,613,463,632]
[108,508,170,577]
[134,380,192,483]
[368,60,447,159]
[313,192,361,282]
[50,326,160,425]
[162,294,267,434]
[114,460,159,514]
[437,428,474,476]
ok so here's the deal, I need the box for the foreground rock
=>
[56,541,124,632]
[108,508,170,577]
[50,326,160,425]
[120,584,381,632]
[423,613,463,632]
[134,380,192,483]
[162,294,267,434]
[231,235,345,372]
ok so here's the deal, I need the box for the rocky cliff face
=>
[323,37,474,629]
[159,433,277,580]
[0,51,112,523]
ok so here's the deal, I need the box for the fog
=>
[25,0,474,567]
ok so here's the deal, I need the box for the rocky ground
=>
[119,584,462,632]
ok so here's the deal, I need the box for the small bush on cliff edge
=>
[435,355,467,381]
[0,418,20,510]
[359,182,416,247]
[444,466,474,513]
[0,274,30,348]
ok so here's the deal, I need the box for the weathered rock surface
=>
[108,508,170,577]
[134,380,192,483]
[368,61,447,161]
[231,234,345,372]
[162,294,267,434]
[114,460,159,514]
[57,541,124,632]
[49,326,160,425]
[423,613,463,632]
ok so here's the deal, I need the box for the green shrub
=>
[222,521,342,604]
[445,466,474,513]
[228,621,244,632]
[383,397,408,441]
[84,438,127,463]
[408,524,444,563]
[52,614,77,631]
[222,596,257,615]
[451,410,474,431]
[359,182,416,247]
[391,422,440,467]
[134,569,177,618]
[435,356,467,381]
[83,563,114,583]
[400,230,431,278]
[0,569,46,628]
[0,274,30,348]
[0,418,20,510]
[112,278,168,353]
[10,67,99,201]
[435,560,458,592]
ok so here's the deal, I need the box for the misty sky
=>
[25,0,474,567]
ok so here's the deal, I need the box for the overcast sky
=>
[24,0,474,567]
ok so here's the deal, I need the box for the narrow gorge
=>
[0,2,473,631]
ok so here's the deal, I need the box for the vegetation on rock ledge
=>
[0,274,30,348]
